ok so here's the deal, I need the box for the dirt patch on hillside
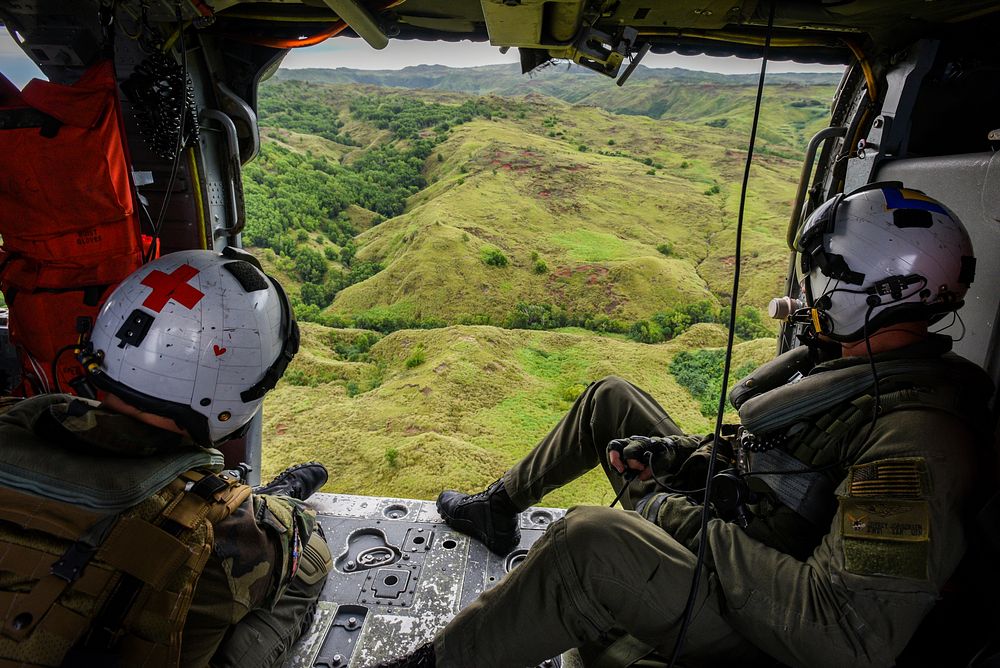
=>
[548,265,622,314]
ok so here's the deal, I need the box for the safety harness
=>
[731,346,992,527]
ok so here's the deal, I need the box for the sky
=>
[1,30,843,89]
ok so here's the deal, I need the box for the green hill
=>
[263,322,774,507]
[245,68,835,503]
[248,76,833,338]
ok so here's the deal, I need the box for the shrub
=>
[607,139,615,145]
[346,381,360,397]
[283,369,313,387]
[324,247,338,261]
[734,306,773,341]
[339,243,356,267]
[671,349,757,416]
[646,169,656,175]
[293,247,327,282]
[300,282,334,308]
[385,447,399,467]
[405,346,426,369]
[656,242,673,256]
[628,320,664,344]
[480,246,509,267]
[533,259,548,274]
[436,153,444,162]
[331,331,380,361]
[704,184,721,196]
[560,384,588,403]
[577,144,588,152]
[506,302,568,330]
[680,161,689,169]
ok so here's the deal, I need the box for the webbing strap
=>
[0,514,116,641]
[591,634,656,668]
[0,594,88,642]
[0,543,112,598]
[738,357,980,435]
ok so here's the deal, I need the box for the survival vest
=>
[0,61,149,396]
[731,344,994,526]
[0,396,249,667]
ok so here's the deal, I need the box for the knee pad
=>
[296,529,332,586]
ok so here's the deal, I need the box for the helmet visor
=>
[794,195,840,254]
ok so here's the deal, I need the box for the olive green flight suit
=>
[435,337,991,668]
[0,395,332,667]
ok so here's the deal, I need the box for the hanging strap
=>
[591,634,657,668]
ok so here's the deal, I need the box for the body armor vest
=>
[0,396,250,667]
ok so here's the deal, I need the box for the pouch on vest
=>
[0,61,151,397]
[0,466,249,666]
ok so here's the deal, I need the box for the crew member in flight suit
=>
[375,184,994,668]
[0,249,331,667]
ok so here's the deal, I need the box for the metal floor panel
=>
[285,492,566,668]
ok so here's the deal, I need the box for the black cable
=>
[148,5,190,261]
[50,343,79,394]
[645,451,707,496]
[609,470,639,508]
[666,4,775,665]
[861,304,881,442]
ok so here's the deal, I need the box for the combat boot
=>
[369,642,434,668]
[255,462,328,501]
[436,479,520,555]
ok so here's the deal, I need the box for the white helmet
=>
[794,182,975,342]
[85,248,298,445]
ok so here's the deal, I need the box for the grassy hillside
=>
[246,68,834,504]
[249,77,831,338]
[263,323,773,507]
[274,64,838,153]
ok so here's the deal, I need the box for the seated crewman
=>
[0,248,331,667]
[376,184,994,668]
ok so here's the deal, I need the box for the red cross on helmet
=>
[86,248,299,445]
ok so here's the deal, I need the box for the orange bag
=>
[0,61,146,395]
[0,60,144,288]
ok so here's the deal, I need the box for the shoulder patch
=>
[840,497,931,580]
[848,457,928,499]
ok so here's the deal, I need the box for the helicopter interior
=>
[1,1,999,666]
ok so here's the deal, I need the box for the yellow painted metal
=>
[187,148,209,250]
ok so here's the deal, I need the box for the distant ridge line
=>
[274,63,842,88]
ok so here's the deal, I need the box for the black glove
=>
[607,435,676,474]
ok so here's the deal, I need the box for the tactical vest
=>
[731,346,992,527]
[0,396,251,667]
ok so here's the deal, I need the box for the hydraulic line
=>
[220,0,404,49]
[666,2,776,665]
[842,40,877,102]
